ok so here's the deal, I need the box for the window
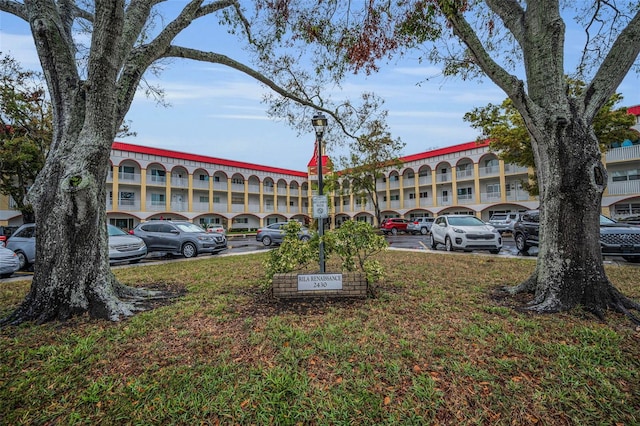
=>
[420,191,428,199]
[214,175,220,182]
[151,193,165,206]
[487,183,501,199]
[213,196,221,203]
[419,169,430,177]
[233,218,248,224]
[441,190,449,202]
[390,194,400,201]
[119,165,135,180]
[409,193,416,199]
[232,177,244,185]
[457,187,473,199]
[119,191,135,205]
[231,196,244,204]
[199,175,209,181]
[199,196,209,203]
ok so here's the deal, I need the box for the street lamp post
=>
[312,113,328,273]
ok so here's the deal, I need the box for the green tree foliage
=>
[0,54,51,223]
[464,85,638,195]
[328,119,405,226]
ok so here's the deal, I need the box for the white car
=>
[0,246,20,278]
[430,215,502,254]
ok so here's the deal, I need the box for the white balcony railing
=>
[418,175,432,185]
[192,202,210,212]
[403,178,415,188]
[456,169,474,180]
[437,173,452,183]
[607,179,640,195]
[171,202,188,211]
[213,182,228,191]
[171,177,188,188]
[193,179,209,190]
[148,175,166,185]
[457,194,474,204]
[480,192,502,203]
[479,166,500,177]
[118,171,141,183]
[606,144,640,162]
[504,164,529,175]
[437,197,451,206]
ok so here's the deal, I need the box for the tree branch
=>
[164,45,356,138]
[0,0,27,19]
[583,8,640,123]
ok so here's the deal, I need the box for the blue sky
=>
[1,6,638,171]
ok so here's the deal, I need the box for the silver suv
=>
[488,212,522,234]
[132,221,227,258]
[407,217,435,235]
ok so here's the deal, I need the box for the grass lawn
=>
[1,250,639,425]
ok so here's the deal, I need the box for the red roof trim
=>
[307,155,330,167]
[111,141,308,177]
[400,140,491,163]
[627,105,640,116]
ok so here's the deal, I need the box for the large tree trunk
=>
[507,105,640,323]
[2,131,159,324]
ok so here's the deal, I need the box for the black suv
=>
[513,210,640,263]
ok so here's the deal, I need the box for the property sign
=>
[312,195,328,218]
[298,273,343,291]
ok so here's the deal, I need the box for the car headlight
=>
[453,227,465,234]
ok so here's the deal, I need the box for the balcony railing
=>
[504,164,529,175]
[170,202,188,211]
[479,166,500,177]
[192,201,210,212]
[193,179,209,190]
[213,202,227,211]
[606,144,640,162]
[116,200,141,211]
[437,196,452,206]
[118,171,141,183]
[231,204,245,213]
[437,173,452,183]
[457,193,475,204]
[480,192,502,203]
[147,175,166,185]
[213,182,227,191]
[248,184,260,193]
[403,178,415,188]
[456,169,474,180]
[171,177,188,188]
[148,201,166,212]
[607,179,640,195]
[418,175,432,185]
[263,185,274,194]
[505,191,532,202]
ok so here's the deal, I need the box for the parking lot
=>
[2,231,637,282]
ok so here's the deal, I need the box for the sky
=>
[1,4,639,172]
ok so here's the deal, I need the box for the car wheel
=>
[430,234,438,249]
[16,252,28,270]
[445,237,454,252]
[515,233,529,252]
[622,256,640,263]
[420,227,428,235]
[262,236,272,246]
[181,242,197,258]
[300,235,310,242]
[391,227,398,236]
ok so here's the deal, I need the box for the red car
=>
[379,218,410,235]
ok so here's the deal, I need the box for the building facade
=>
[1,107,639,230]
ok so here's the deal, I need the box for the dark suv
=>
[132,221,227,258]
[513,210,640,263]
[379,218,410,235]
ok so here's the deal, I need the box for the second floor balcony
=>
[608,179,640,195]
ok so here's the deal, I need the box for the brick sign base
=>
[272,272,368,299]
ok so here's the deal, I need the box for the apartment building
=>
[1,106,639,230]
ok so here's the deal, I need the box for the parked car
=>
[5,223,36,270]
[255,222,311,247]
[0,246,20,278]
[379,218,410,235]
[0,225,18,247]
[107,224,148,264]
[514,210,640,263]
[488,212,522,234]
[6,223,150,270]
[430,215,502,254]
[407,217,435,235]
[132,221,227,258]
[206,224,226,236]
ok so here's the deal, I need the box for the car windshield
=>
[176,223,206,233]
[448,216,485,227]
[107,225,127,236]
[600,215,617,225]
[490,215,507,220]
